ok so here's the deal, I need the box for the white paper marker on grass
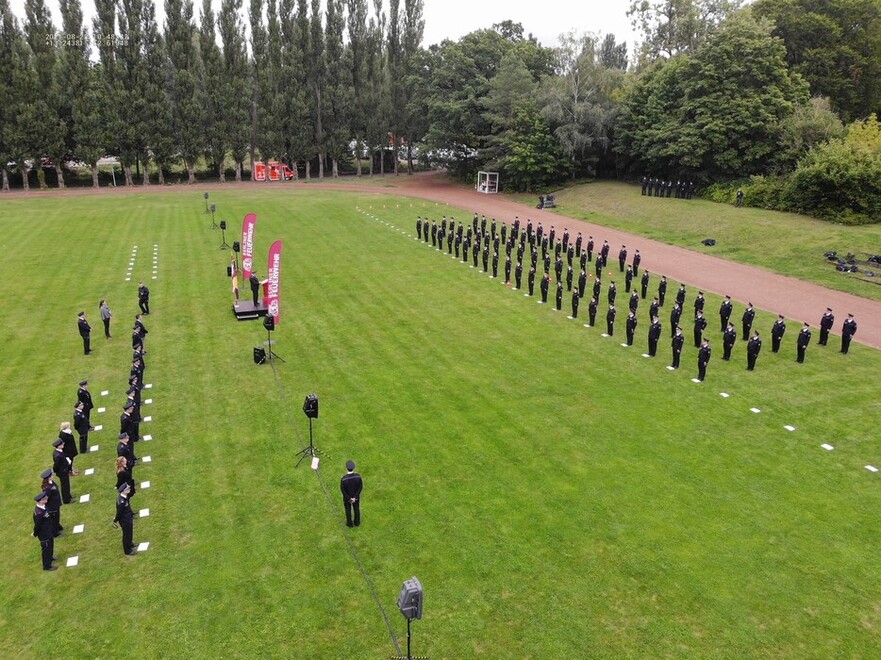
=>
[79,494,90,503]
[143,416,152,422]
[137,542,150,552]
[866,465,879,473]
[73,524,85,534]
[141,481,150,489]
[89,445,99,453]
[142,456,152,463]
[720,393,730,398]
[66,556,79,567]
[750,408,761,414]
[139,508,150,517]
[84,468,94,475]
[784,425,796,431]
[143,435,152,441]
[821,444,834,451]
[94,425,103,431]
[97,407,106,413]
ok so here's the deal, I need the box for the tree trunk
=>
[91,163,100,188]
[407,141,413,175]
[55,163,66,189]
[157,165,165,185]
[380,148,385,175]
[355,140,362,177]
[123,164,134,186]
[392,133,398,175]
[368,149,374,175]
[2,167,10,191]
[332,158,338,178]
[305,161,311,181]
[318,151,324,179]
[20,162,30,192]
[142,162,150,186]
[218,160,226,183]
[187,161,196,184]
[37,167,47,189]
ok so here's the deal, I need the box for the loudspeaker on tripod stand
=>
[263,315,275,331]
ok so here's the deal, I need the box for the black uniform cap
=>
[117,483,130,493]
[79,380,88,386]
[35,492,49,502]
[52,439,64,447]
[41,468,53,479]
[346,460,355,471]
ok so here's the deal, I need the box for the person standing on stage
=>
[99,299,112,338]
[77,312,92,355]
[250,272,261,307]
[137,282,150,314]
[340,460,363,527]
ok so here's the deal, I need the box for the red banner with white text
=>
[241,213,257,280]
[265,240,282,326]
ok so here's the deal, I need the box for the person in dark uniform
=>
[693,311,707,348]
[500,222,506,245]
[33,492,57,570]
[42,469,63,536]
[138,281,150,314]
[77,380,94,425]
[577,270,587,298]
[593,276,602,301]
[648,316,662,356]
[447,226,455,253]
[632,250,642,277]
[624,265,633,292]
[594,255,603,279]
[549,226,556,250]
[608,281,617,306]
[694,291,705,315]
[340,460,363,527]
[117,432,137,473]
[747,330,762,370]
[586,236,594,262]
[541,236,549,262]
[562,228,570,253]
[629,291,639,314]
[540,274,550,303]
[250,273,261,306]
[600,240,610,267]
[570,289,580,318]
[575,232,583,257]
[454,233,461,258]
[647,177,655,196]
[841,314,857,354]
[472,241,479,268]
[819,308,834,345]
[114,483,137,555]
[719,295,732,332]
[528,267,536,296]
[132,325,144,353]
[626,311,637,346]
[771,315,786,353]
[416,217,422,240]
[555,281,564,311]
[697,338,712,381]
[641,176,647,195]
[588,297,598,327]
[530,247,538,270]
[671,326,684,369]
[74,402,90,455]
[640,270,650,299]
[742,303,755,341]
[555,256,563,282]
[658,275,667,306]
[482,245,490,273]
[670,302,683,337]
[115,455,135,496]
[566,266,573,292]
[491,251,499,278]
[722,322,737,360]
[543,253,551,275]
[649,297,660,321]
[430,220,437,247]
[567,244,575,268]
[514,262,523,290]
[504,256,512,284]
[606,305,617,336]
[796,322,811,363]
[77,312,92,355]
[58,421,78,477]
[618,245,627,272]
[676,284,686,307]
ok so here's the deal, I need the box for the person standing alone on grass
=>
[341,460,363,528]
[138,282,150,314]
[99,299,112,338]
[77,312,92,355]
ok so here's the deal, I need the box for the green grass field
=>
[512,181,881,302]
[2,186,881,658]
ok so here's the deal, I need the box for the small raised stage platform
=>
[233,300,268,321]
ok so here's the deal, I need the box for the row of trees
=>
[1,0,880,221]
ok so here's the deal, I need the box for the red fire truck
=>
[252,161,297,182]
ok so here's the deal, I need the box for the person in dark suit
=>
[514,262,523,289]
[697,338,712,381]
[618,245,627,272]
[626,311,637,346]
[608,281,617,306]
[472,241,479,268]
[504,256,512,284]
[606,305,617,336]
[648,317,662,356]
[555,256,563,282]
[649,297,660,321]
[549,226,556,250]
[575,232,583,257]
[693,311,707,348]
[641,176,647,195]
[588,297,598,327]
[694,291,705,315]
[528,267,536,296]
[567,244,575,268]
[491,251,499,278]
[33,492,57,570]
[841,314,857,354]
[416,217,422,240]
[116,455,136,494]
[42,469,63,537]
[600,241,610,267]
[52,436,74,504]
[114,483,137,555]
[670,302,683,337]
[540,274,550,303]
[629,291,639,314]
[73,401,90,455]
[78,380,94,426]
[722,322,737,360]
[138,282,150,314]
[99,299,112,338]
[562,228,570,253]
[586,236,594,262]
[640,270,650,299]
[430,220,437,247]
[624,265,633,292]
[566,266,574,292]
[482,246,490,273]
[771,315,786,353]
[249,273,261,306]
[132,325,144,353]
[570,289,580,318]
[658,275,667,306]
[738,303,754,341]
[747,330,762,370]
[819,308,834,345]
[632,250,642,277]
[676,284,686,307]
[77,312,92,355]
[555,281,564,311]
[594,256,603,279]
[58,421,79,477]
[593,276,602,301]
[340,460,363,527]
[117,432,137,473]
[671,326,684,369]
[796,323,811,363]
[577,270,587,298]
[719,295,732,332]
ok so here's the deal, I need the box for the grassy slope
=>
[510,181,881,302]
[0,188,879,658]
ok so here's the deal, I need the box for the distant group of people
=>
[415,211,859,384]
[641,177,695,200]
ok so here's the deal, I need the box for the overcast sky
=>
[9,0,640,52]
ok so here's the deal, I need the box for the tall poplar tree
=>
[218,0,250,180]
[142,0,173,183]
[309,0,326,177]
[0,0,18,190]
[347,0,369,175]
[200,0,227,180]
[116,0,147,185]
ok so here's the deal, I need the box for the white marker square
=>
[666,366,675,371]
[145,384,152,389]
[821,444,834,451]
[66,556,79,567]
[89,445,99,452]
[691,378,701,383]
[866,466,878,473]
[143,416,152,422]
[101,390,109,396]
[94,425,103,431]
[601,334,609,338]
[84,468,94,475]
[97,407,106,413]
[143,435,152,441]
[642,354,651,358]
[142,456,152,463]
[144,399,152,404]
[79,494,90,503]
[140,481,150,489]
[720,393,730,398]
[750,408,761,414]
[137,542,150,552]
[621,343,629,347]
[139,508,150,517]
[73,524,85,534]
[152,276,157,280]
[784,425,796,431]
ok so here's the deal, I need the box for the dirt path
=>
[5,173,878,348]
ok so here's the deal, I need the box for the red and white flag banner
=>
[265,240,282,326]
[241,213,257,280]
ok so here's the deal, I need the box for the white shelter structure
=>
[476,171,499,194]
